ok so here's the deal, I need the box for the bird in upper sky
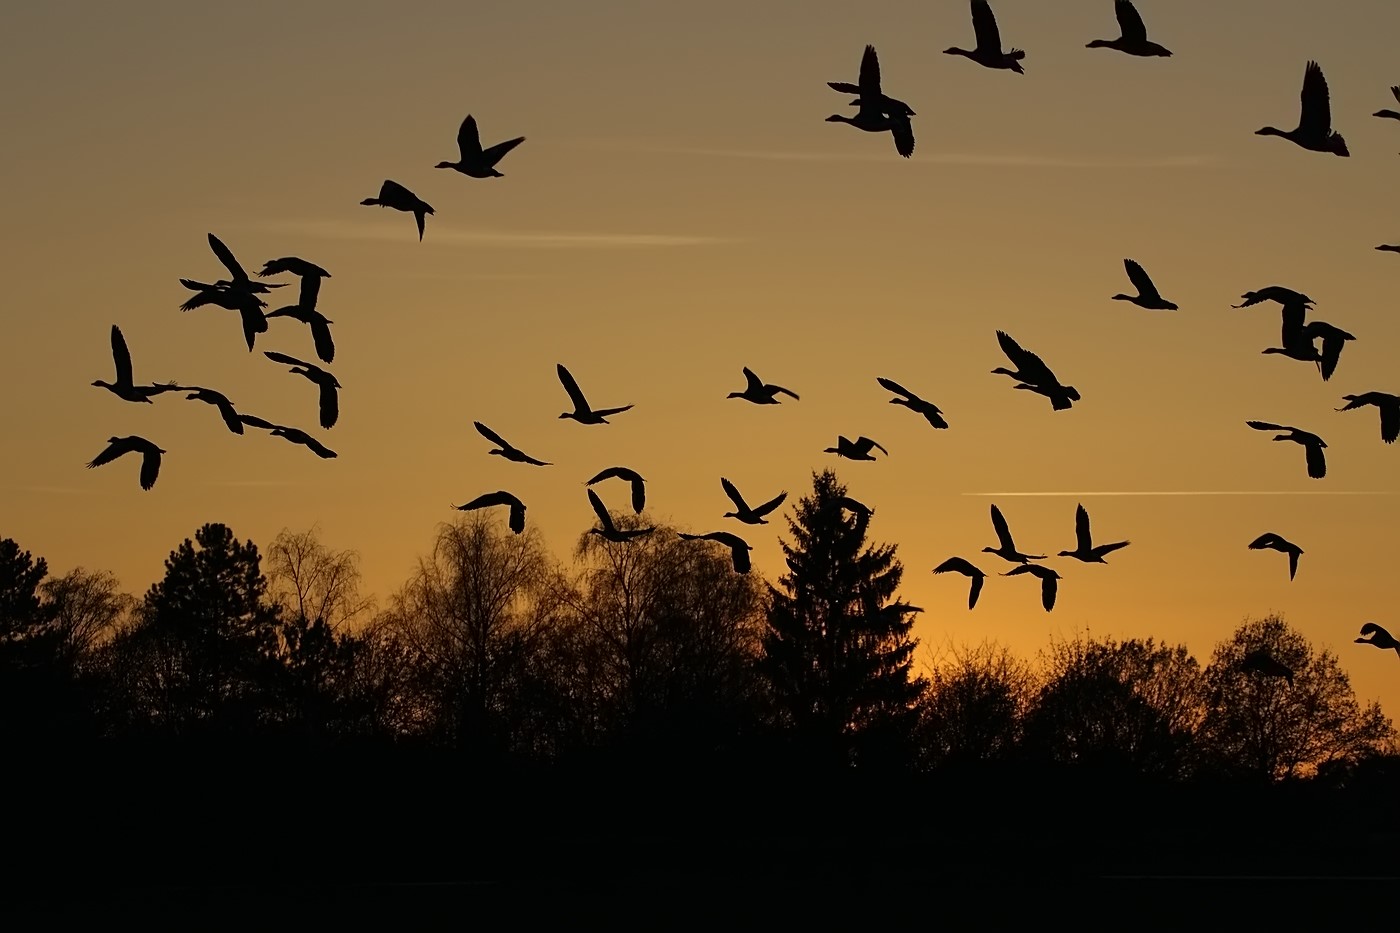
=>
[453,491,527,535]
[824,436,888,461]
[877,377,948,429]
[178,386,246,435]
[1241,649,1294,685]
[1004,564,1061,612]
[1378,245,1400,254]
[266,424,338,459]
[1256,61,1349,157]
[264,351,340,430]
[1246,421,1328,479]
[983,504,1045,564]
[474,422,551,466]
[1248,532,1304,581]
[677,530,753,574]
[264,305,335,364]
[945,0,1025,74]
[1355,622,1400,657]
[1373,87,1400,120]
[586,466,647,514]
[1086,0,1172,57]
[1232,286,1315,310]
[1058,504,1130,563]
[728,367,799,405]
[720,477,787,525]
[1261,300,1324,368]
[92,325,179,403]
[932,557,988,611]
[1336,392,1400,444]
[829,44,915,116]
[992,331,1080,411]
[360,180,435,241]
[557,363,633,424]
[587,488,653,542]
[435,115,525,178]
[826,45,916,158]
[86,435,165,491]
[1112,259,1178,310]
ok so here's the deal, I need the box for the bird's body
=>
[1087,0,1172,57]
[1337,392,1400,444]
[877,377,948,429]
[587,488,653,542]
[586,466,646,513]
[86,435,164,490]
[360,180,435,240]
[1003,564,1060,612]
[557,363,633,424]
[1246,421,1327,479]
[453,491,527,534]
[983,504,1045,564]
[435,115,525,178]
[1355,622,1400,657]
[677,531,753,574]
[932,557,987,610]
[265,352,340,430]
[945,0,1026,73]
[1112,259,1178,310]
[92,325,178,403]
[728,367,799,404]
[1241,649,1294,685]
[826,45,915,158]
[1256,61,1349,157]
[1248,532,1304,581]
[992,330,1079,411]
[720,477,787,524]
[474,421,551,466]
[824,435,887,461]
[1058,504,1130,563]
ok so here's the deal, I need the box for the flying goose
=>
[204,233,283,296]
[1374,87,1400,120]
[178,386,245,434]
[877,377,948,429]
[1003,564,1060,612]
[435,115,525,178]
[586,466,646,513]
[1057,503,1130,563]
[264,352,341,429]
[474,421,551,466]
[557,363,633,424]
[1256,61,1349,157]
[677,530,753,574]
[1087,0,1172,57]
[1355,622,1400,657]
[86,435,164,490]
[1246,421,1327,479]
[826,45,915,158]
[92,325,178,403]
[1241,649,1294,685]
[992,330,1080,411]
[1305,321,1355,382]
[945,0,1026,73]
[267,424,338,459]
[257,257,331,309]
[360,180,435,241]
[178,280,269,351]
[452,491,527,534]
[1112,259,1178,310]
[824,435,887,461]
[720,477,786,524]
[1248,532,1304,581]
[587,488,653,542]
[1232,286,1315,309]
[264,305,335,364]
[932,557,987,610]
[829,44,915,117]
[1336,392,1400,444]
[728,367,799,404]
[983,504,1046,564]
[1260,301,1323,368]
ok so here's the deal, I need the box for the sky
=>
[3,0,1399,715]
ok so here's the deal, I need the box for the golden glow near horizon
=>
[3,2,1399,713]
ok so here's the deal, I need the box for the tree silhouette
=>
[265,526,374,632]
[1199,615,1396,781]
[760,469,926,769]
[0,538,64,742]
[917,640,1032,771]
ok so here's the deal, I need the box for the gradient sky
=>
[4,1,1399,714]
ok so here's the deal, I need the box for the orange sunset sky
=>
[3,1,1399,714]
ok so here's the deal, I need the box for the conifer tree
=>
[760,469,926,768]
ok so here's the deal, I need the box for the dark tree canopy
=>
[760,469,926,768]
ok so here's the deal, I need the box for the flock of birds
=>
[82,0,1400,676]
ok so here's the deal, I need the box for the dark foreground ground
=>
[4,749,1397,923]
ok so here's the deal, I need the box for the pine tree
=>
[760,469,926,769]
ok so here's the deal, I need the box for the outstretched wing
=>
[474,421,510,449]
[309,317,335,364]
[858,44,881,96]
[1124,259,1161,300]
[587,488,615,532]
[754,491,787,517]
[720,477,749,511]
[1304,442,1326,479]
[482,136,526,166]
[110,325,134,385]
[1248,533,1280,550]
[86,437,134,469]
[207,233,249,283]
[971,0,1003,52]
[1299,60,1333,137]
[990,504,1015,550]
[741,367,764,393]
[1075,503,1092,551]
[1115,0,1147,44]
[1041,574,1058,612]
[996,330,1054,383]
[265,350,315,369]
[877,376,914,400]
[139,446,162,490]
[1246,420,1288,432]
[889,114,915,159]
[1380,404,1399,444]
[968,572,984,610]
[457,490,514,511]
[557,363,589,410]
[629,476,646,514]
[456,114,483,158]
[298,274,323,310]
[318,382,338,430]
